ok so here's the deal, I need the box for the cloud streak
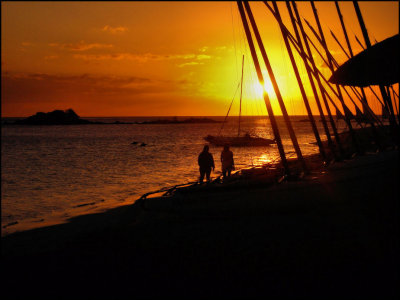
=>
[49,41,113,51]
[101,25,128,34]
[73,52,211,64]
[178,62,204,68]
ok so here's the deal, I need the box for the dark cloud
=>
[1,72,165,102]
[1,72,178,114]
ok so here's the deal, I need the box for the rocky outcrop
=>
[14,109,93,125]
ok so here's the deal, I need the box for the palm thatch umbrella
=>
[329,34,399,87]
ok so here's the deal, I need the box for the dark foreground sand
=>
[1,149,399,299]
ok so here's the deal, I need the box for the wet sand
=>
[1,149,399,299]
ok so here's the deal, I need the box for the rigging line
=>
[218,81,241,136]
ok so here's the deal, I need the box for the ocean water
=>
[1,115,329,235]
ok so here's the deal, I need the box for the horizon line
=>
[2,114,340,118]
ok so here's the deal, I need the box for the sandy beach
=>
[1,148,398,299]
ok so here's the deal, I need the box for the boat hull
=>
[204,135,275,147]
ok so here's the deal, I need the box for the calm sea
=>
[2,115,333,235]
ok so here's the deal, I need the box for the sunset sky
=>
[1,1,398,117]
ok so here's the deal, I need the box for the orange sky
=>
[1,1,398,117]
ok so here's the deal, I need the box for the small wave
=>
[73,199,104,208]
[32,219,45,223]
[3,221,18,228]
[73,202,96,208]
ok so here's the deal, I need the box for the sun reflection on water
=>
[253,153,273,165]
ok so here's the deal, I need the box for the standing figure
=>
[198,145,215,183]
[221,144,234,179]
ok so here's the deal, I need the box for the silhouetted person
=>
[198,145,215,183]
[221,144,234,179]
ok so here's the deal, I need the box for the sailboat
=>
[204,55,276,147]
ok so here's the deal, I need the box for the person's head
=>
[203,145,209,152]
[223,144,229,151]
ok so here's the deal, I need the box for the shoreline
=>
[2,147,398,298]
[0,145,328,236]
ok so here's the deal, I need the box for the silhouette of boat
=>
[204,55,275,147]
[204,133,275,147]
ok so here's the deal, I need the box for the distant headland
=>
[2,109,221,125]
[7,109,97,125]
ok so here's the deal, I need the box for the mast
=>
[309,1,345,159]
[265,2,379,132]
[332,1,383,148]
[290,1,362,154]
[353,1,399,141]
[353,1,395,118]
[265,2,363,130]
[270,2,326,162]
[236,1,291,175]
[333,2,371,115]
[243,1,307,173]
[286,1,338,158]
[238,55,244,137]
[335,1,353,57]
[330,30,351,59]
[320,29,384,123]
[354,34,366,50]
[307,28,382,126]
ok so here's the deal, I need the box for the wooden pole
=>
[308,20,378,119]
[264,2,380,132]
[329,30,384,123]
[353,1,399,143]
[287,1,339,157]
[331,1,383,147]
[266,3,366,127]
[236,1,291,175]
[353,1,397,125]
[353,2,371,48]
[309,1,346,158]
[243,1,307,172]
[312,1,381,142]
[290,1,361,154]
[333,2,375,115]
[307,30,383,126]
[355,34,366,50]
[270,1,326,161]
[334,1,353,57]
[330,30,351,59]
[325,30,387,116]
